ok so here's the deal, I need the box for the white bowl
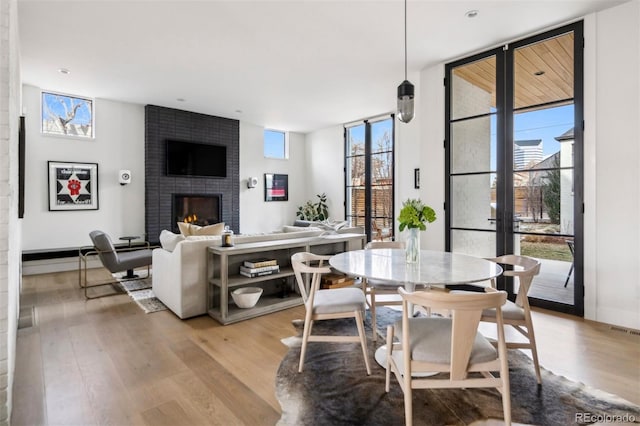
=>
[231,287,263,308]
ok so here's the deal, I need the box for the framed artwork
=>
[41,91,94,138]
[414,168,420,189]
[48,161,99,211]
[264,173,288,201]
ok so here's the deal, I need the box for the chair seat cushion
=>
[482,299,524,320]
[116,249,153,271]
[394,317,498,365]
[313,287,365,314]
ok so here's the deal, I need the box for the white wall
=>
[21,85,145,251]
[239,121,308,234]
[585,1,640,329]
[0,0,20,422]
[304,125,344,219]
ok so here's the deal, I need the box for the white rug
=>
[118,277,168,314]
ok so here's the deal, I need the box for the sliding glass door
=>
[445,22,583,315]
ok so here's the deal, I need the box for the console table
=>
[207,233,365,325]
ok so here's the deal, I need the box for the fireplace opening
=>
[172,194,222,233]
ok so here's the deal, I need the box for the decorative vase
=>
[405,227,420,263]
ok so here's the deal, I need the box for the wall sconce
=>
[247,176,258,188]
[119,170,131,185]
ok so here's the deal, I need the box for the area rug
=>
[276,308,640,426]
[118,277,168,314]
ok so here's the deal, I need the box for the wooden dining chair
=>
[385,287,511,426]
[483,254,542,384]
[363,241,405,341]
[291,252,371,375]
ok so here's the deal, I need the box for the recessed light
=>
[58,68,70,74]
[465,10,479,18]
[534,70,545,76]
[176,98,185,102]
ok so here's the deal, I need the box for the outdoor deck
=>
[529,258,573,305]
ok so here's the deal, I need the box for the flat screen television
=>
[166,140,227,178]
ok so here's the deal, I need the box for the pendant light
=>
[397,0,414,123]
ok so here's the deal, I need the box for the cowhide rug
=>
[276,308,640,426]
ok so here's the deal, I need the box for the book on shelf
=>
[321,278,356,289]
[239,268,278,278]
[320,273,355,289]
[243,258,278,268]
[239,264,280,274]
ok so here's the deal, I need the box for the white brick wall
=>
[0,0,20,423]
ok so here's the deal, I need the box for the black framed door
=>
[445,22,583,315]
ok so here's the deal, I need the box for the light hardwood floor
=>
[12,269,640,425]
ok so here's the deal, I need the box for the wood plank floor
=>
[12,269,640,425]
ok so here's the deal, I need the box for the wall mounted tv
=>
[166,140,227,178]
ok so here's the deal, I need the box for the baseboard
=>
[22,257,102,275]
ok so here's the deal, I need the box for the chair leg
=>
[355,309,371,375]
[385,325,393,392]
[564,262,574,287]
[404,376,413,426]
[501,360,512,425]
[371,289,377,342]
[525,317,542,384]
[298,316,314,373]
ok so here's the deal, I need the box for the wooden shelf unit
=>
[207,233,365,325]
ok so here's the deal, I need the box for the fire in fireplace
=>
[172,194,222,232]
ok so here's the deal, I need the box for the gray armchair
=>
[78,230,152,299]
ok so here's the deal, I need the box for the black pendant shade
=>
[397,79,415,123]
[397,0,414,123]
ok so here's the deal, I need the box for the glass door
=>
[446,22,583,315]
[345,116,395,242]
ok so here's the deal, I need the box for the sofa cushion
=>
[178,222,225,236]
[159,230,185,252]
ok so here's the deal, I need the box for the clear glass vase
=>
[405,227,420,263]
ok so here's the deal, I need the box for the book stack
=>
[240,258,279,278]
[320,273,355,289]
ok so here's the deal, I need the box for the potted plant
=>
[296,193,329,222]
[398,199,436,263]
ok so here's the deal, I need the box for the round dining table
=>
[329,248,503,290]
[329,248,504,370]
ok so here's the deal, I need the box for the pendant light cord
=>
[404,0,408,80]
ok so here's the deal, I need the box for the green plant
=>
[296,193,329,221]
[398,198,436,231]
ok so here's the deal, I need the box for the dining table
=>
[329,248,504,370]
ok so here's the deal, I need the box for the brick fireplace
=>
[144,105,239,243]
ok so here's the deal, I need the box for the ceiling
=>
[18,0,626,133]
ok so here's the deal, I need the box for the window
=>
[345,116,395,242]
[264,129,287,159]
[41,91,94,138]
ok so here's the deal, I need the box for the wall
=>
[304,126,344,219]
[585,1,640,329]
[21,84,145,251]
[0,0,20,422]
[239,121,307,234]
[144,105,239,241]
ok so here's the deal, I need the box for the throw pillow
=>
[177,222,225,236]
[189,222,226,236]
[177,222,191,236]
[159,230,185,252]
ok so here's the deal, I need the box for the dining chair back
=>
[291,251,371,375]
[363,241,405,341]
[483,254,542,383]
[385,287,511,426]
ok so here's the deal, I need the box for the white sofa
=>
[152,226,363,319]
